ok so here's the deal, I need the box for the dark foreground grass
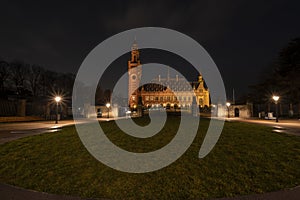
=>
[0,116,299,199]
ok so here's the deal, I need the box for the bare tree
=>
[275,38,300,116]
[10,61,30,96]
[56,73,75,96]
[103,89,112,104]
[95,85,104,105]
[0,60,10,94]
[28,64,43,96]
[40,70,59,97]
[250,38,300,117]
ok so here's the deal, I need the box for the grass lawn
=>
[0,116,299,199]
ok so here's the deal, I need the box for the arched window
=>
[199,98,203,106]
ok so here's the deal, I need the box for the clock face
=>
[131,74,137,80]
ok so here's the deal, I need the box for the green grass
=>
[0,116,299,199]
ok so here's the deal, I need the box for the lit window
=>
[199,98,203,105]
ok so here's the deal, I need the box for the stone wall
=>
[0,99,27,117]
[0,100,17,116]
[217,103,253,118]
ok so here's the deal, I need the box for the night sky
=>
[1,0,299,98]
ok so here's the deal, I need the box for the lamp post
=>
[54,96,61,124]
[106,103,111,118]
[226,102,231,118]
[272,95,280,122]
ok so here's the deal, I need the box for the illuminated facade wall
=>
[128,43,210,109]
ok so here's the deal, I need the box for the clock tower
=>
[128,40,142,108]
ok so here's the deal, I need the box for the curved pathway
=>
[1,118,299,200]
[1,183,299,200]
[226,118,300,136]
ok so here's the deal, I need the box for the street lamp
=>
[226,102,231,118]
[106,103,111,118]
[272,95,280,122]
[55,96,61,124]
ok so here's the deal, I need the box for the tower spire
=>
[132,36,138,51]
[130,37,140,63]
[128,37,142,109]
[167,66,170,81]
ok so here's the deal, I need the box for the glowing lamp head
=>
[106,103,111,108]
[55,96,61,103]
[226,102,231,107]
[272,95,279,102]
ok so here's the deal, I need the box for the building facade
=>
[128,41,142,108]
[128,42,210,110]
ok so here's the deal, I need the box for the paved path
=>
[0,117,127,144]
[0,120,76,144]
[225,118,300,136]
[1,183,299,200]
[1,117,300,200]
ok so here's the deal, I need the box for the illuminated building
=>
[128,41,210,110]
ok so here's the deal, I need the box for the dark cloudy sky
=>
[0,0,299,98]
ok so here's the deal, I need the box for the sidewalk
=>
[0,120,76,144]
[0,117,129,144]
[1,117,300,200]
[226,118,300,136]
[1,183,299,200]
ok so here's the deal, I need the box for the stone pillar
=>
[84,103,90,118]
[17,99,26,117]
[45,103,51,120]
[289,103,294,117]
[191,96,198,117]
[279,103,283,116]
[137,96,143,117]
[217,104,226,117]
[112,104,119,117]
[247,102,253,117]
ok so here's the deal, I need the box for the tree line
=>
[0,60,75,99]
[249,38,300,114]
[0,60,112,106]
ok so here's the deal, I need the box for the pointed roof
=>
[132,36,138,51]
